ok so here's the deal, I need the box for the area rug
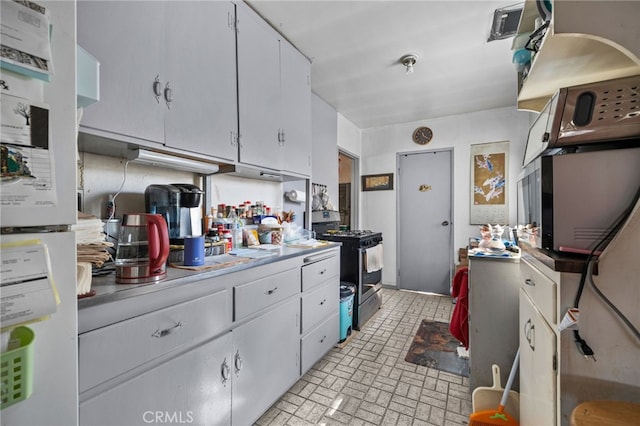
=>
[404,319,469,377]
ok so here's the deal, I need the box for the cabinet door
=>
[280,40,312,177]
[519,289,556,426]
[77,1,165,146]
[80,333,232,426]
[232,298,300,426]
[164,1,238,161]
[236,2,282,170]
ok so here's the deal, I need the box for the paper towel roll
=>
[286,190,306,203]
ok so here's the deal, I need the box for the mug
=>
[184,235,205,266]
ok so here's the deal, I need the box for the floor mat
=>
[404,319,469,377]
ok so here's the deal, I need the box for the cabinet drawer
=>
[520,260,557,324]
[301,313,339,373]
[79,289,229,393]
[302,254,339,292]
[234,267,299,321]
[301,280,339,334]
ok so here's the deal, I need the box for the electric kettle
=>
[115,213,169,284]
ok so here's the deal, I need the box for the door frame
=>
[396,147,455,292]
[339,148,360,230]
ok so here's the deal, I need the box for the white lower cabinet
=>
[80,332,232,426]
[300,251,340,374]
[519,288,557,426]
[231,297,301,426]
[301,313,339,373]
[78,249,340,426]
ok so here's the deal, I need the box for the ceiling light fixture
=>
[401,54,418,74]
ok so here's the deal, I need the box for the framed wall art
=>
[470,141,509,224]
[362,173,394,191]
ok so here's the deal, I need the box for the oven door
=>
[360,247,382,301]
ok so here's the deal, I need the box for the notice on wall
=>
[1,240,58,330]
[470,141,509,225]
[1,94,57,207]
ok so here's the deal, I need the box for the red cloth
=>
[449,266,469,349]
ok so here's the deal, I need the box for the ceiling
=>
[246,0,522,130]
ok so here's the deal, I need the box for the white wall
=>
[311,94,339,204]
[80,152,282,221]
[360,106,530,287]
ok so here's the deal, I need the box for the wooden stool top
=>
[571,401,640,426]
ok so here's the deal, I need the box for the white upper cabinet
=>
[516,0,640,112]
[77,1,238,162]
[78,1,311,174]
[77,1,165,146]
[236,2,312,176]
[236,2,283,171]
[280,39,312,177]
[163,1,238,161]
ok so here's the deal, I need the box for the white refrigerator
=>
[1,1,78,425]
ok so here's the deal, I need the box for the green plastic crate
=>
[1,326,35,410]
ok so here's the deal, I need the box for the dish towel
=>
[449,266,469,349]
[365,244,384,273]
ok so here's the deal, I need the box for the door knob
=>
[441,221,449,226]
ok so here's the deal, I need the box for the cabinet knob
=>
[524,318,535,351]
[234,350,243,375]
[441,221,450,226]
[164,82,173,109]
[153,75,162,103]
[524,278,535,287]
[221,358,230,384]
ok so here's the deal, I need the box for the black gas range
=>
[321,230,383,329]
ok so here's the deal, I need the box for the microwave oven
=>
[517,145,640,253]
[522,75,640,167]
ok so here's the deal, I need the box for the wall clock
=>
[412,126,433,145]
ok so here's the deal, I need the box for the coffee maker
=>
[145,184,203,244]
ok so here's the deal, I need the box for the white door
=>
[236,2,281,170]
[519,289,557,426]
[231,298,300,426]
[77,1,165,146]
[164,1,238,161]
[280,39,312,177]
[398,149,453,294]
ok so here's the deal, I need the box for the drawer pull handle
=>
[319,298,327,306]
[266,286,278,295]
[319,269,327,275]
[320,335,326,343]
[152,321,182,338]
[221,358,230,384]
[524,278,535,287]
[234,350,243,375]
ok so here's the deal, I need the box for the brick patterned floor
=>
[256,288,472,425]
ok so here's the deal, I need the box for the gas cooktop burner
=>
[323,229,374,237]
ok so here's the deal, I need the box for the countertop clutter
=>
[77,243,340,333]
